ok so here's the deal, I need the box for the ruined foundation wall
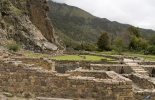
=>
[0,62,133,100]
[54,60,119,71]
[142,66,155,75]
[13,57,54,70]
[14,57,119,73]
[90,64,133,74]
[134,90,155,100]
[130,74,155,89]
[68,70,111,79]
[138,61,155,65]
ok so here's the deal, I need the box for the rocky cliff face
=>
[0,0,61,51]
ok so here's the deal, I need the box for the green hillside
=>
[47,1,155,48]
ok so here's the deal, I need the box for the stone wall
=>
[13,57,55,71]
[68,70,111,79]
[53,60,119,73]
[90,64,133,74]
[130,73,155,89]
[13,57,112,73]
[142,65,155,76]
[138,61,155,65]
[134,89,155,100]
[0,59,133,100]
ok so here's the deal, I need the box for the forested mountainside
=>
[47,0,155,48]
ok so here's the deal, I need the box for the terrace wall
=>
[13,57,55,71]
[90,64,133,74]
[130,74,155,89]
[54,60,120,73]
[0,60,133,100]
[138,61,155,65]
[134,89,155,100]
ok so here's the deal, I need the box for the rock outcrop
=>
[0,0,61,51]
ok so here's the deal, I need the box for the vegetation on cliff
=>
[0,0,61,51]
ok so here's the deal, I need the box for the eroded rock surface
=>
[0,0,62,51]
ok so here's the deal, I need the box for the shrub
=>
[112,36,124,54]
[7,43,20,52]
[74,42,97,51]
[146,45,155,54]
[129,35,148,51]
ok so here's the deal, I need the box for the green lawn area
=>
[24,51,155,61]
[24,53,116,61]
[52,55,116,61]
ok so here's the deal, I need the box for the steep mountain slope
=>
[0,0,62,51]
[47,0,155,47]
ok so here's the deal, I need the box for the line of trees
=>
[97,26,155,54]
[64,25,155,55]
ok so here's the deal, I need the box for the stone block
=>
[119,81,126,85]
[41,81,47,86]
[3,92,13,97]
[126,80,132,85]
[112,80,119,85]
[103,80,112,84]
[112,88,124,92]
[36,97,73,100]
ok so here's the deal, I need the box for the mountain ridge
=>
[47,0,155,48]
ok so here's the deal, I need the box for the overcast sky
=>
[52,0,155,30]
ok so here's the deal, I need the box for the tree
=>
[128,26,141,37]
[129,35,137,50]
[74,42,97,51]
[129,35,148,51]
[128,26,148,51]
[146,45,155,54]
[147,34,155,45]
[112,36,124,54]
[97,32,109,51]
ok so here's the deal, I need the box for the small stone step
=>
[132,66,143,69]
[125,60,150,76]
[139,73,149,76]
[135,70,148,73]
[136,72,149,75]
[133,69,145,71]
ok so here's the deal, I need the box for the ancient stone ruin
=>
[0,50,155,100]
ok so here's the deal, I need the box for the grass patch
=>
[25,53,117,61]
[124,53,155,60]
[99,51,118,55]
[100,51,155,60]
[52,55,116,61]
[24,51,155,61]
[25,53,49,57]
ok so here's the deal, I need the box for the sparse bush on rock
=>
[7,42,20,52]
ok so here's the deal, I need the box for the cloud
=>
[52,0,155,30]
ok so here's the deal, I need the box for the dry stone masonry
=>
[0,51,134,100]
[1,50,155,99]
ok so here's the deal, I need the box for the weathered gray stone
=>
[3,92,13,97]
[36,97,73,100]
